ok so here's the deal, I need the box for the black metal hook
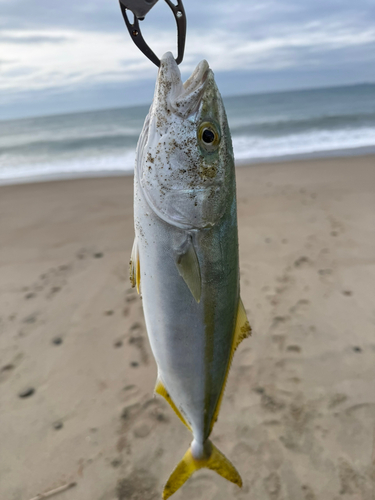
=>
[119,0,186,67]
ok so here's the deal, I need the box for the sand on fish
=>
[0,155,374,500]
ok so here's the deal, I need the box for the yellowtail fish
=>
[130,51,251,499]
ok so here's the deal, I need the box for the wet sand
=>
[1,155,374,500]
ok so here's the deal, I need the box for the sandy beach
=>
[1,155,374,500]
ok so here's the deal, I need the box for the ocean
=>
[1,84,375,185]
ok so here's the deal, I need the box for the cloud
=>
[1,0,375,118]
[2,18,374,94]
[0,34,68,44]
[0,0,119,31]
[0,29,151,92]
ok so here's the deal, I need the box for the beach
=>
[1,155,374,500]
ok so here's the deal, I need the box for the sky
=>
[1,0,375,120]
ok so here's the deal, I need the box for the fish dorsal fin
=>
[174,235,201,303]
[155,379,192,431]
[209,297,251,434]
[129,237,141,294]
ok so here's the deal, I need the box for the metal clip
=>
[119,0,186,67]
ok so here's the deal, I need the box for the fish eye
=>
[202,128,215,144]
[198,122,220,152]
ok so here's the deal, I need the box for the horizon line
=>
[1,80,374,124]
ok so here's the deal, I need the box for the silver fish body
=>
[131,52,250,498]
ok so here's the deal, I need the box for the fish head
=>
[136,52,235,230]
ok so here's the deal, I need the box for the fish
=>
[130,51,251,499]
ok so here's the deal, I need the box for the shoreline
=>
[1,148,375,187]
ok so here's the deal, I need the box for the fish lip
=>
[158,52,183,90]
[158,52,210,103]
[182,59,210,96]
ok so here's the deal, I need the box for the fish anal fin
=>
[155,379,191,431]
[129,238,141,294]
[163,440,242,500]
[209,297,251,433]
[175,235,201,303]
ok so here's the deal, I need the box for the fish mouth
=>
[156,52,211,117]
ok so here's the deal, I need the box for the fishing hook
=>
[119,0,187,67]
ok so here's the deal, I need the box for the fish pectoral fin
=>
[129,237,140,294]
[233,297,252,350]
[174,235,201,303]
[163,440,242,500]
[155,379,191,431]
[209,297,251,434]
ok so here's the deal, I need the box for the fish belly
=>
[134,177,239,443]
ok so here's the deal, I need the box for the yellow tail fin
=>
[163,440,242,499]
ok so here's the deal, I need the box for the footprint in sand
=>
[263,471,282,499]
[117,398,169,463]
[18,387,35,398]
[318,268,332,275]
[116,469,158,500]
[286,345,301,353]
[133,423,151,438]
[338,458,365,496]
[301,484,316,500]
[123,288,139,316]
[120,398,169,436]
[272,315,289,327]
[122,384,141,402]
[120,402,143,425]
[0,353,23,383]
[327,216,345,238]
[289,299,310,314]
[24,263,72,302]
[178,474,219,500]
[23,313,38,324]
[328,393,347,409]
[18,312,40,338]
[110,457,122,468]
[294,256,311,268]
[128,322,149,365]
[261,393,286,413]
[0,364,15,383]
[76,247,103,260]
